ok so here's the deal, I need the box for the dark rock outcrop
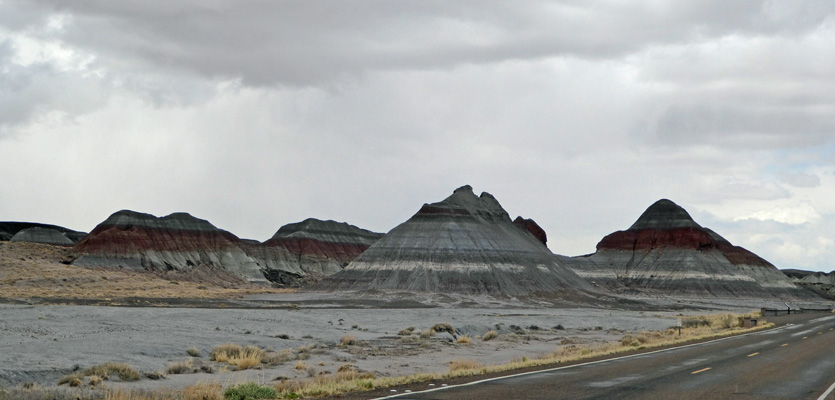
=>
[569,199,811,298]
[0,222,85,243]
[513,217,547,246]
[317,185,598,299]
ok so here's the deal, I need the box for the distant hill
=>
[71,210,381,286]
[0,222,86,244]
[567,199,814,299]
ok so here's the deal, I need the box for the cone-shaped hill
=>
[72,210,269,283]
[317,185,598,299]
[245,218,383,283]
[72,211,382,286]
[569,199,812,298]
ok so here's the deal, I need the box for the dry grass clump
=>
[340,335,357,346]
[57,373,83,387]
[186,347,201,357]
[166,359,193,374]
[104,388,175,400]
[431,323,456,336]
[209,343,243,362]
[455,335,472,344]
[228,346,264,370]
[183,382,222,400]
[295,361,307,370]
[262,349,295,365]
[449,359,483,372]
[82,362,141,382]
[482,330,498,341]
[397,327,416,336]
[273,369,377,398]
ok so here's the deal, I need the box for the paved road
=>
[381,313,835,400]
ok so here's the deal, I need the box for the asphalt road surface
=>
[380,312,835,400]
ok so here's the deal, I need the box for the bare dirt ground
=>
[1,242,831,398]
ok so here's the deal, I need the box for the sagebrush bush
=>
[166,359,193,374]
[340,335,356,346]
[482,330,498,341]
[223,382,276,400]
[186,347,200,357]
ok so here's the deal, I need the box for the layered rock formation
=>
[782,269,835,299]
[244,219,383,285]
[72,211,382,286]
[0,222,85,243]
[570,199,810,298]
[72,210,269,283]
[317,185,598,299]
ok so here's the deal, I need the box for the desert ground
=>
[1,241,831,399]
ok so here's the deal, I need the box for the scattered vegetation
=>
[59,362,141,385]
[166,359,193,374]
[223,382,276,400]
[183,382,222,400]
[482,330,498,341]
[397,327,416,336]
[449,359,483,372]
[340,335,356,346]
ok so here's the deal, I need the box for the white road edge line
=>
[372,325,790,400]
[818,380,835,400]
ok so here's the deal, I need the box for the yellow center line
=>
[781,343,789,347]
[747,352,759,357]
[692,367,712,374]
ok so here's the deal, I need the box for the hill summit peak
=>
[628,199,701,230]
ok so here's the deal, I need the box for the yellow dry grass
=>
[228,346,264,370]
[0,242,294,300]
[449,359,483,372]
[183,382,223,400]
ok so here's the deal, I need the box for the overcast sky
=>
[1,1,833,272]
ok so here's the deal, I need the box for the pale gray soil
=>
[0,294,772,393]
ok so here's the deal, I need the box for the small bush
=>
[337,363,356,373]
[167,359,193,374]
[432,323,456,336]
[183,382,222,400]
[262,349,294,365]
[58,373,82,387]
[295,361,307,370]
[456,335,472,344]
[82,362,140,381]
[228,346,263,370]
[340,335,356,346]
[210,344,243,362]
[275,333,290,339]
[482,330,498,341]
[187,347,201,357]
[223,382,276,400]
[554,324,565,330]
[397,327,416,336]
[449,359,483,372]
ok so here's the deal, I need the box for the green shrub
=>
[223,382,277,400]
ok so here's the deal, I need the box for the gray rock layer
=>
[570,199,813,299]
[10,227,74,246]
[318,185,598,299]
